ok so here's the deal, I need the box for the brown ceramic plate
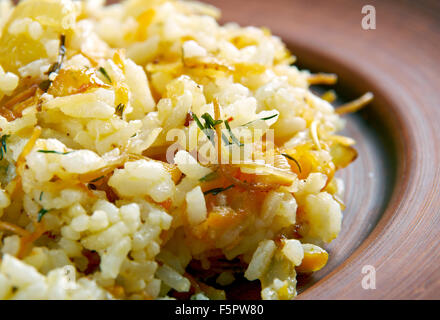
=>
[203,0,440,299]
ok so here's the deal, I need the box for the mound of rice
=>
[0,0,359,300]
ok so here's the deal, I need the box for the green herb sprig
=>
[241,113,278,127]
[0,134,10,160]
[37,208,49,222]
[203,184,235,196]
[37,150,72,155]
[115,103,125,117]
[39,34,66,92]
[98,67,112,83]
[224,119,243,147]
[90,176,104,183]
[190,112,217,145]
[281,153,302,173]
[190,112,243,147]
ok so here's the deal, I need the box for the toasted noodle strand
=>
[0,221,31,237]
[3,84,38,109]
[336,92,374,115]
[0,85,38,121]
[307,73,338,85]
[213,99,222,164]
[17,221,46,259]
[5,126,43,198]
[0,107,15,121]
[16,126,42,172]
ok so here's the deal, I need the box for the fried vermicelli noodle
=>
[0,0,368,300]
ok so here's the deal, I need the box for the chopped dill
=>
[199,171,218,182]
[203,184,234,196]
[281,153,302,173]
[201,113,223,128]
[90,176,104,183]
[260,114,279,121]
[39,34,66,92]
[115,103,125,117]
[37,150,72,155]
[190,112,216,145]
[98,67,112,83]
[189,112,204,131]
[224,119,243,147]
[241,113,278,126]
[190,112,242,147]
[0,134,10,160]
[37,208,49,222]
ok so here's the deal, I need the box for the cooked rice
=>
[0,0,361,300]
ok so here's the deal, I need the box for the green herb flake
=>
[191,112,241,148]
[221,132,232,145]
[39,34,66,93]
[199,171,218,182]
[201,113,222,128]
[260,114,278,121]
[281,153,302,173]
[189,112,205,132]
[115,103,125,117]
[242,113,278,126]
[190,112,246,148]
[0,134,10,160]
[90,176,104,183]
[98,67,112,83]
[37,208,49,222]
[39,192,43,201]
[37,150,72,155]
[190,112,216,145]
[224,119,243,147]
[203,184,234,196]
